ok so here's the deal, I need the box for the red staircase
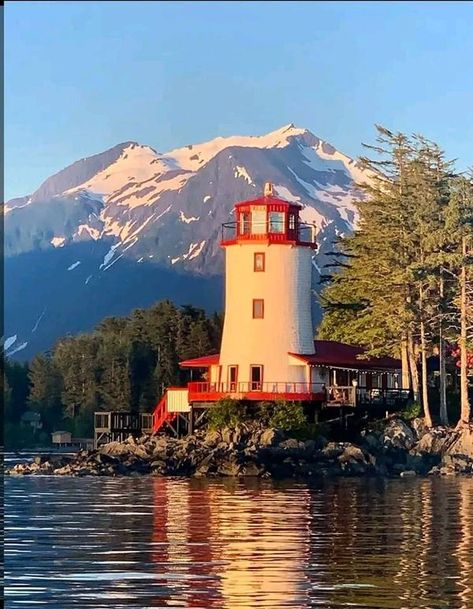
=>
[152,391,177,434]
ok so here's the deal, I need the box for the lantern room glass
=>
[251,209,267,234]
[269,211,285,233]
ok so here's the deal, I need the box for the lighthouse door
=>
[250,365,263,391]
[228,366,238,392]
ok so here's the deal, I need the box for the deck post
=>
[188,407,194,436]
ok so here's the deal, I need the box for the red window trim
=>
[252,298,264,319]
[254,252,265,272]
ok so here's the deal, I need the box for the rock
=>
[259,428,279,447]
[203,429,220,445]
[321,442,346,459]
[382,418,416,451]
[400,470,417,478]
[441,453,473,474]
[411,418,429,440]
[339,445,367,464]
[360,431,382,453]
[279,438,305,451]
[446,426,473,459]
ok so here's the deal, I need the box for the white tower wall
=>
[219,242,315,386]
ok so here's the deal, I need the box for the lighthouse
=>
[217,182,317,393]
[144,182,406,436]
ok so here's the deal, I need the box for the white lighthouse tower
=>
[218,183,317,393]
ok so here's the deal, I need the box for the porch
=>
[187,381,411,410]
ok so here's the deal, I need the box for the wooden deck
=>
[94,412,154,447]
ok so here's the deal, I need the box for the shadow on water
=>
[4,476,473,608]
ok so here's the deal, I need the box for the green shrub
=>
[400,401,422,421]
[268,399,306,433]
[207,398,248,430]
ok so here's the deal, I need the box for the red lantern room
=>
[221,183,317,248]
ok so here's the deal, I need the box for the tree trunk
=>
[439,275,449,425]
[439,334,449,425]
[458,236,471,427]
[401,338,410,389]
[420,319,433,427]
[407,331,420,403]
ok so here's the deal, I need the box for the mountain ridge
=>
[4,124,370,359]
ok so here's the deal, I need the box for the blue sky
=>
[5,1,473,200]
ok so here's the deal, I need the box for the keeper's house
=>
[149,183,408,436]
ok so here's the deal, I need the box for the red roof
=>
[180,353,220,368]
[234,195,302,209]
[290,340,401,369]
[180,341,400,370]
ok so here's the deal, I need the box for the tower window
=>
[289,213,296,230]
[269,211,285,234]
[239,211,251,235]
[254,252,265,272]
[252,299,264,319]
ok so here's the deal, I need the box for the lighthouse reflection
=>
[150,477,311,608]
[149,477,473,609]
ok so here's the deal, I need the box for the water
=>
[4,476,473,608]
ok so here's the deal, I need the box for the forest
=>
[319,126,473,428]
[3,302,222,448]
[3,125,472,449]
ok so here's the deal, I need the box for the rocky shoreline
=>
[6,417,473,479]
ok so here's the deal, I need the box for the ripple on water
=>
[4,476,473,608]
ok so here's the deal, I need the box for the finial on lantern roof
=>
[264,182,274,197]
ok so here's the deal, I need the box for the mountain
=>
[4,124,369,359]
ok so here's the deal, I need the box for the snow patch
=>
[100,244,120,269]
[4,335,17,350]
[171,240,206,264]
[179,211,199,224]
[32,309,46,333]
[102,254,123,271]
[51,237,66,248]
[234,166,253,184]
[299,205,327,230]
[273,185,301,203]
[77,224,100,240]
[67,261,81,271]
[85,275,93,285]
[7,341,28,357]
[188,240,206,260]
[203,195,212,203]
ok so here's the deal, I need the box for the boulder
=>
[321,442,346,459]
[381,418,416,451]
[338,445,367,464]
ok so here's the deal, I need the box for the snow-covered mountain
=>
[4,124,369,359]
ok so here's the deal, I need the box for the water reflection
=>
[4,476,473,608]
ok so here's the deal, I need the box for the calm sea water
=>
[4,474,473,609]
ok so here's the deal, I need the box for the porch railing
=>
[188,381,325,395]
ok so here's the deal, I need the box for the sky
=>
[5,0,473,200]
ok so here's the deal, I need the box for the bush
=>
[206,398,248,430]
[268,400,306,433]
[400,401,422,421]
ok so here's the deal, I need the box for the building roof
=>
[180,353,220,368]
[289,340,401,370]
[180,341,401,370]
